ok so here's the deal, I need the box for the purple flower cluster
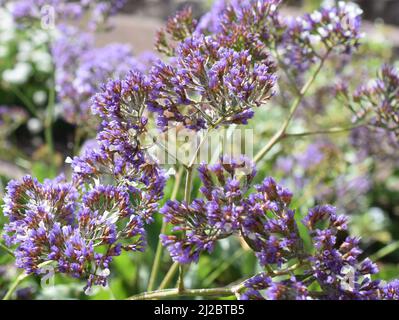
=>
[91,71,150,159]
[240,273,309,300]
[242,177,302,267]
[74,71,167,223]
[381,280,399,300]
[160,154,399,300]
[197,0,283,53]
[3,69,168,289]
[237,203,399,300]
[195,0,362,75]
[161,156,256,263]
[160,156,300,267]
[352,65,399,137]
[70,147,166,225]
[280,1,363,73]
[2,175,146,290]
[305,205,386,299]
[155,6,198,56]
[151,35,276,131]
[126,1,363,134]
[350,126,399,164]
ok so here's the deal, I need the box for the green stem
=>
[2,261,53,300]
[176,167,194,292]
[158,262,179,290]
[254,51,330,164]
[133,262,304,300]
[184,166,194,204]
[156,126,217,291]
[128,287,237,300]
[285,125,364,138]
[202,249,245,288]
[370,240,399,261]
[44,79,56,173]
[177,265,185,293]
[0,242,15,257]
[147,167,183,292]
[2,273,29,300]
[10,86,38,118]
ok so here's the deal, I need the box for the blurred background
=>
[99,0,399,52]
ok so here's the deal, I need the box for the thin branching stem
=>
[44,76,56,174]
[0,242,15,258]
[254,51,331,164]
[158,261,179,290]
[2,261,53,300]
[9,86,39,118]
[284,125,364,138]
[128,287,236,300]
[371,240,399,261]
[129,263,304,300]
[147,167,183,292]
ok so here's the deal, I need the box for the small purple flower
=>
[353,65,399,138]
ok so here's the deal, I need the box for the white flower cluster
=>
[0,7,53,87]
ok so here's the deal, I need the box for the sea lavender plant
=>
[160,156,397,300]
[2,68,168,292]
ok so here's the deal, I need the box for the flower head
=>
[2,175,145,289]
[280,1,363,73]
[353,65,399,138]
[161,156,255,263]
[150,35,276,131]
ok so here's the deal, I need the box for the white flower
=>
[27,118,43,134]
[33,90,47,105]
[310,11,322,23]
[309,34,322,46]
[0,45,8,58]
[0,28,15,42]
[65,156,73,164]
[31,50,52,72]
[31,30,50,46]
[317,27,329,38]
[16,41,34,62]
[341,2,363,19]
[0,8,14,31]
[2,62,32,84]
